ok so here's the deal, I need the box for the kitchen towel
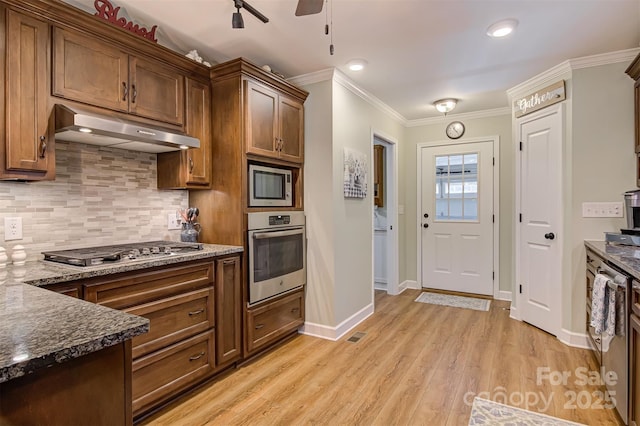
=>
[590,273,625,336]
[590,273,610,335]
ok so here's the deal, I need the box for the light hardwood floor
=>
[141,289,622,425]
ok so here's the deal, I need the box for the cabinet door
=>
[245,80,279,158]
[130,56,184,126]
[52,28,129,113]
[4,10,52,176]
[631,314,640,426]
[184,79,211,186]
[215,256,242,366]
[278,95,304,163]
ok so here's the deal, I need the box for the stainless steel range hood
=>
[54,104,200,153]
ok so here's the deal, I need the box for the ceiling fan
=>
[295,0,324,16]
[296,0,335,55]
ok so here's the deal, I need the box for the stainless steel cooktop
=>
[42,241,203,267]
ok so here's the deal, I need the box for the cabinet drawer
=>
[84,261,214,309]
[247,290,304,353]
[132,330,215,414]
[633,280,640,317]
[127,287,215,358]
[586,249,599,276]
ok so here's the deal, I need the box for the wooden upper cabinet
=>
[52,28,128,113]
[52,28,184,127]
[245,79,304,164]
[129,56,184,126]
[2,8,54,180]
[157,78,211,189]
[626,52,640,187]
[278,95,304,163]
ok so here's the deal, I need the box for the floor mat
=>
[468,397,585,425]
[414,291,490,312]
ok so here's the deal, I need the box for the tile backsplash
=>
[0,141,187,262]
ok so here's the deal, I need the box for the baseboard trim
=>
[374,283,387,291]
[300,302,374,341]
[403,280,419,290]
[495,290,512,301]
[558,328,591,349]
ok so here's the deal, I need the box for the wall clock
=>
[446,121,465,139]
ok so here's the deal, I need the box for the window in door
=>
[434,153,478,221]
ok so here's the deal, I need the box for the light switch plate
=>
[582,202,624,218]
[167,213,182,230]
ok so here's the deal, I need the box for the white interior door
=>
[518,105,562,336]
[420,140,494,295]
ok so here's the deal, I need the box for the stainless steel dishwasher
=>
[588,258,630,424]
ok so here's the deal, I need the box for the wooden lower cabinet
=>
[0,341,132,426]
[59,255,243,418]
[126,287,215,359]
[631,313,640,426]
[246,289,304,354]
[132,330,215,414]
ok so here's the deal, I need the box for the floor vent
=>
[347,331,366,343]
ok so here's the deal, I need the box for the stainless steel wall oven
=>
[247,211,306,305]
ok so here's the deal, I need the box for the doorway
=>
[372,133,399,295]
[515,104,563,336]
[417,137,499,296]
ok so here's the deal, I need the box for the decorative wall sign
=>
[514,80,565,118]
[94,0,158,43]
[343,148,367,198]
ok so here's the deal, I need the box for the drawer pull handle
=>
[189,351,205,361]
[291,308,299,313]
[255,324,265,330]
[39,136,47,158]
[223,259,236,265]
[188,309,205,316]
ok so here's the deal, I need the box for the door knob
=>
[424,213,429,218]
[544,232,555,240]
[423,223,429,228]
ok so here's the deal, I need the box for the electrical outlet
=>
[582,202,624,218]
[167,213,182,230]
[4,217,22,241]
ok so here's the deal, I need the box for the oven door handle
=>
[253,229,303,240]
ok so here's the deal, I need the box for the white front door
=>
[420,140,494,295]
[517,105,562,336]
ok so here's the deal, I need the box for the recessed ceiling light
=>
[347,59,367,71]
[486,19,518,38]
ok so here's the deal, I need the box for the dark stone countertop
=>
[0,243,243,384]
[584,240,640,280]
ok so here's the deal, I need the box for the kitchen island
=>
[0,242,243,425]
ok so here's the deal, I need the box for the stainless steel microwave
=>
[249,164,293,207]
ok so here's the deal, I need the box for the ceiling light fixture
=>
[231,0,269,29]
[486,19,518,38]
[434,98,458,115]
[347,59,367,71]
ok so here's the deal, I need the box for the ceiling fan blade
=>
[295,0,324,16]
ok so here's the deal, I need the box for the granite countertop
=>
[584,240,640,280]
[0,243,243,384]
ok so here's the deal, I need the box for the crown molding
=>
[507,48,640,99]
[568,47,640,70]
[287,68,335,87]
[331,69,407,124]
[405,107,511,127]
[288,68,407,125]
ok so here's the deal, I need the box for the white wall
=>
[569,61,635,331]
[403,114,514,293]
[302,79,336,326]
[300,71,403,334]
